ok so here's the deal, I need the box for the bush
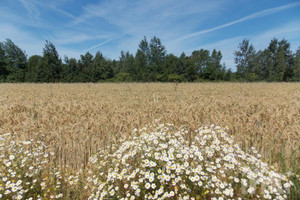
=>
[115,72,131,82]
[168,74,185,82]
[1,124,297,199]
[0,133,63,199]
[86,124,294,200]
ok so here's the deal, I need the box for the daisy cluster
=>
[0,124,295,200]
[87,124,293,200]
[0,133,63,200]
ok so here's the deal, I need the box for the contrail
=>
[83,39,112,52]
[177,2,300,41]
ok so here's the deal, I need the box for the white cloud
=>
[251,21,300,51]
[53,32,110,45]
[0,23,83,59]
[83,39,113,52]
[177,2,300,41]
[0,7,43,28]
[70,0,225,57]
[1,0,299,64]
[57,48,83,60]
[21,0,77,20]
[196,21,300,70]
[19,0,40,18]
[75,0,223,33]
[0,23,44,56]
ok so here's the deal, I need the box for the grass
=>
[0,82,299,199]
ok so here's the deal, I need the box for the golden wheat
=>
[0,83,299,171]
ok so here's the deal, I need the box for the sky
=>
[1,0,300,70]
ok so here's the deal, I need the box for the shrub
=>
[167,74,185,82]
[0,133,63,200]
[115,72,131,82]
[86,124,293,200]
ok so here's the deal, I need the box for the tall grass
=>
[0,83,299,199]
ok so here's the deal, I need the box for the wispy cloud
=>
[0,23,44,56]
[58,48,83,59]
[0,7,44,29]
[1,0,299,63]
[196,21,300,70]
[83,39,113,52]
[18,0,44,30]
[251,21,300,51]
[21,0,76,20]
[73,0,223,35]
[53,32,110,45]
[177,2,300,41]
[18,0,40,18]
[70,0,225,58]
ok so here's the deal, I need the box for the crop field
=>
[0,82,299,199]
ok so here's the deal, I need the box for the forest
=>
[0,36,299,82]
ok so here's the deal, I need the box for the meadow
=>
[0,83,299,199]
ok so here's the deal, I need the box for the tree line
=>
[0,36,299,82]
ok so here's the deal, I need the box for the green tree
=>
[267,38,293,81]
[135,50,147,81]
[1,39,27,82]
[224,68,233,81]
[78,52,93,82]
[211,49,222,68]
[93,51,114,81]
[135,37,150,81]
[234,39,256,81]
[190,49,211,80]
[38,41,62,82]
[87,51,103,82]
[61,56,79,82]
[177,52,188,76]
[290,47,300,81]
[185,56,197,81]
[163,54,179,76]
[149,36,166,80]
[0,42,8,81]
[204,49,225,80]
[138,36,150,63]
[279,39,294,81]
[118,51,136,81]
[25,55,42,82]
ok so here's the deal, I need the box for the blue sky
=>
[1,0,300,70]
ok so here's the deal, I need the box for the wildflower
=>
[247,186,255,194]
[11,186,18,192]
[145,183,151,189]
[84,124,294,200]
[151,183,156,189]
[9,155,15,160]
[149,176,154,182]
[283,182,291,188]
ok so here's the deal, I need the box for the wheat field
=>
[0,83,299,172]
